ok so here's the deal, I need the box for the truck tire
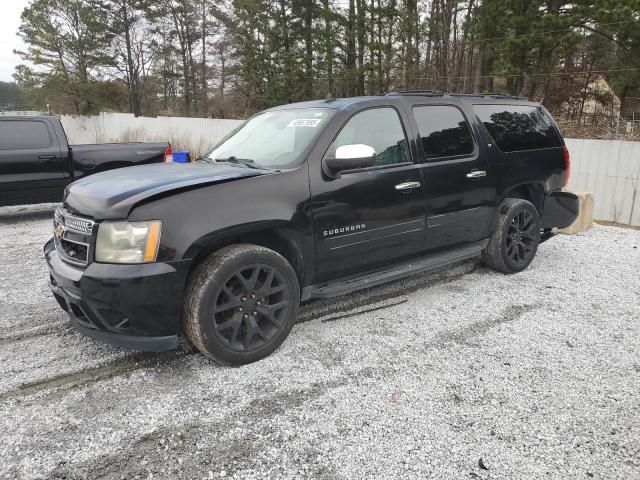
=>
[184,244,300,365]
[482,198,540,274]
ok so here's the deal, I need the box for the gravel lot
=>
[1,203,639,480]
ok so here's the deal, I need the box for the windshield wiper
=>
[214,156,261,169]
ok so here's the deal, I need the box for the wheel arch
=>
[184,222,308,289]
[501,182,546,215]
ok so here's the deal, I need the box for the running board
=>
[302,239,488,300]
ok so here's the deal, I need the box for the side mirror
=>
[323,144,376,174]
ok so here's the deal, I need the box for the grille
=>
[54,208,95,266]
[64,216,94,234]
[54,208,95,234]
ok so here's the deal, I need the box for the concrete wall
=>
[60,112,243,157]
[565,139,640,227]
[60,113,640,226]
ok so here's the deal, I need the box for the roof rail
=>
[385,90,528,101]
[456,92,529,100]
[385,90,444,96]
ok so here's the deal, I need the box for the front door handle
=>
[466,170,487,178]
[38,154,57,160]
[395,181,421,191]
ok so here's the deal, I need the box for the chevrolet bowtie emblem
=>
[54,223,65,238]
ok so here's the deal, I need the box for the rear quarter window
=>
[0,120,52,150]
[472,104,562,152]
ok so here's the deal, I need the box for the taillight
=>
[562,145,570,187]
[163,146,173,163]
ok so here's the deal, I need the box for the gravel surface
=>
[0,203,639,480]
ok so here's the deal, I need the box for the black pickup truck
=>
[45,92,579,365]
[0,115,171,206]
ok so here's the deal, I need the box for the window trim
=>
[322,105,413,175]
[0,119,54,151]
[471,103,563,154]
[411,104,478,163]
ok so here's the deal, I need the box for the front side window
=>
[0,120,52,150]
[413,105,474,160]
[328,107,410,167]
[473,104,562,152]
[203,108,335,169]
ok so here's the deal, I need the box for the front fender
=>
[128,167,316,284]
[184,223,309,284]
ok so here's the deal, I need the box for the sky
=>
[0,0,31,82]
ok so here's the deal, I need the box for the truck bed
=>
[70,142,170,179]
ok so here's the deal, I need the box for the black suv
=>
[45,92,579,364]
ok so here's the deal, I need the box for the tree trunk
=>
[304,0,314,98]
[346,0,357,96]
[201,0,208,111]
[322,0,334,96]
[356,0,366,95]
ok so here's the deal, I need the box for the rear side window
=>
[0,120,52,150]
[330,107,410,167]
[473,104,562,152]
[413,105,474,160]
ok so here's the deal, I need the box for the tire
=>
[184,244,300,365]
[482,198,540,274]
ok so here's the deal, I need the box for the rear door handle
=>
[38,154,57,160]
[395,181,421,191]
[466,170,486,178]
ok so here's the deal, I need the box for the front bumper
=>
[541,191,579,230]
[44,238,191,351]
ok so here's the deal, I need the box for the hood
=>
[64,162,268,219]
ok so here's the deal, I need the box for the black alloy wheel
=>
[184,244,300,365]
[505,209,538,266]
[482,198,540,273]
[211,263,291,352]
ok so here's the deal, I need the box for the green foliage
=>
[10,0,640,117]
[0,82,25,110]
[16,0,115,114]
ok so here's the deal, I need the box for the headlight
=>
[95,220,162,264]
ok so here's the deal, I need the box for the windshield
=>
[202,108,335,169]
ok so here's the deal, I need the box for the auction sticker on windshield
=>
[288,119,322,128]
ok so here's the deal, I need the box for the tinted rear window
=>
[473,105,562,152]
[413,105,474,159]
[0,120,52,150]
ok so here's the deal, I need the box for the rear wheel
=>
[483,198,540,273]
[184,244,300,365]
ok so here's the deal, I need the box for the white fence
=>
[60,113,640,227]
[565,139,640,227]
[60,112,243,156]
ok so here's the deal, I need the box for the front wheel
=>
[482,198,540,273]
[184,244,300,365]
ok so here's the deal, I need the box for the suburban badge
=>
[323,223,366,237]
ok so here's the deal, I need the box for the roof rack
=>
[385,90,444,96]
[452,92,529,100]
[385,90,528,101]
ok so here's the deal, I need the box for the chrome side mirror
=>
[323,144,376,174]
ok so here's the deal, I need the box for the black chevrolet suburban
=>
[0,115,171,206]
[45,92,579,365]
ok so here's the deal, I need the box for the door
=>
[310,105,427,281]
[410,104,495,250]
[0,118,68,205]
